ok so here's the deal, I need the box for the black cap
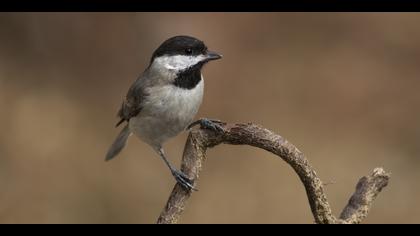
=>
[151,35,208,62]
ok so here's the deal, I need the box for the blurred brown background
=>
[0,13,419,224]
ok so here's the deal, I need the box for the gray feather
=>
[105,125,131,161]
[116,70,153,126]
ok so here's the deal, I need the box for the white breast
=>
[129,78,204,147]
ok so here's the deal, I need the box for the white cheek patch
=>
[153,55,206,71]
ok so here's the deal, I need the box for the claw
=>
[172,170,197,191]
[187,118,225,133]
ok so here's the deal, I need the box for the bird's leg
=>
[187,118,225,133]
[157,147,197,191]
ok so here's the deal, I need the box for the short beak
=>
[205,51,222,61]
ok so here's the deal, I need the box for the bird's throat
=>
[173,66,203,90]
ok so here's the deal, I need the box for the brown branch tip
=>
[156,121,390,224]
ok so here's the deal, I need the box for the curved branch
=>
[156,122,390,224]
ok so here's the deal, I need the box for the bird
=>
[105,35,222,191]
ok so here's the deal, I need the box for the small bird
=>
[105,35,222,190]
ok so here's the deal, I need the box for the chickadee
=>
[105,35,222,190]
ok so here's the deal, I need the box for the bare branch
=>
[339,168,390,224]
[156,122,390,224]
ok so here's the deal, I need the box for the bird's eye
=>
[185,48,193,55]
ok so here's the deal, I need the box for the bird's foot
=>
[172,170,197,191]
[187,118,225,133]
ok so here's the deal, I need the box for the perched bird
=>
[105,35,222,190]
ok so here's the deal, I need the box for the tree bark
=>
[156,122,390,224]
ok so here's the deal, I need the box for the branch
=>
[339,168,390,223]
[156,122,390,224]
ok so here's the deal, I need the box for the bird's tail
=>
[105,124,131,161]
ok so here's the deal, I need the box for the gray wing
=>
[115,73,149,127]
